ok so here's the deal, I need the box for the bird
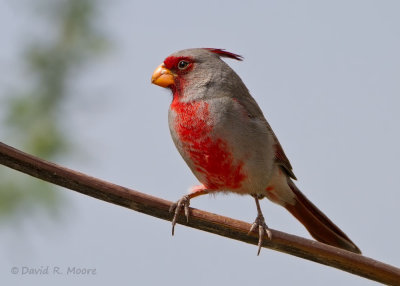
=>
[151,48,361,255]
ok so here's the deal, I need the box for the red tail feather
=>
[285,179,361,254]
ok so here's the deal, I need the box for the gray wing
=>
[233,93,297,180]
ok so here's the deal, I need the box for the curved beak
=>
[151,64,175,88]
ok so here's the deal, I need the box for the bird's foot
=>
[248,214,272,255]
[249,196,272,255]
[169,194,191,236]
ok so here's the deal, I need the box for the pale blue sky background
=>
[1,1,400,285]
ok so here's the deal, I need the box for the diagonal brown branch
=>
[0,141,399,285]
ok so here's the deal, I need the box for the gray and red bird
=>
[151,48,361,255]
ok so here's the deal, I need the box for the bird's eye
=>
[177,60,189,70]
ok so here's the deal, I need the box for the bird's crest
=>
[205,48,243,61]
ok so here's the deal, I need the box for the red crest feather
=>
[204,48,243,61]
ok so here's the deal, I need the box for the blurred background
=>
[0,1,399,285]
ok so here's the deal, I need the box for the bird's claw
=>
[248,214,272,255]
[169,194,191,236]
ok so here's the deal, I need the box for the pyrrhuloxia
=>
[151,48,361,255]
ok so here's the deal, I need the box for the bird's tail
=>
[284,179,361,254]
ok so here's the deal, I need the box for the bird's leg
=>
[169,185,209,235]
[248,195,272,255]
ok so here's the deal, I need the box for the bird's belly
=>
[180,135,246,190]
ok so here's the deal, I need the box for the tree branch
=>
[0,141,399,285]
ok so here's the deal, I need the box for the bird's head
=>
[151,48,244,100]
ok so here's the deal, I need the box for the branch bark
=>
[0,141,399,285]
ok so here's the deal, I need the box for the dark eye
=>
[177,60,189,70]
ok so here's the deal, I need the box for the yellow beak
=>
[151,64,175,87]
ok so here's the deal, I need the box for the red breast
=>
[170,98,246,190]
